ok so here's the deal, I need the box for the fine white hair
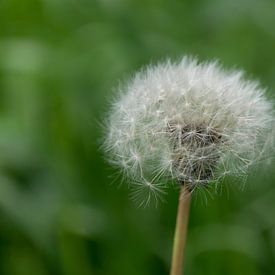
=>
[104,57,274,205]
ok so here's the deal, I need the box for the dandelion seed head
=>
[104,57,274,203]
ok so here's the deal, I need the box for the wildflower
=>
[104,57,274,205]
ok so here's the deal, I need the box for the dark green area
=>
[0,0,275,274]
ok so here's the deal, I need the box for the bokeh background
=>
[0,0,275,274]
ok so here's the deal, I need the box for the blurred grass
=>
[0,0,275,274]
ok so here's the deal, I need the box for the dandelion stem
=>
[170,185,191,275]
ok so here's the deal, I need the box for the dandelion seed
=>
[104,57,274,200]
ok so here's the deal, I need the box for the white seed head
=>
[104,57,274,205]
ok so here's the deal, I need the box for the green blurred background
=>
[0,0,275,274]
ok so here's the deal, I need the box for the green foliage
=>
[0,0,275,274]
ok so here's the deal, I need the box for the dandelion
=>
[103,57,274,275]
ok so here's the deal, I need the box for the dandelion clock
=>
[103,57,274,275]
